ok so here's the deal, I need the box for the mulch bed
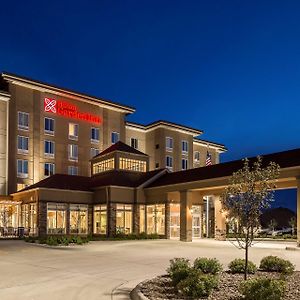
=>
[139,271,300,300]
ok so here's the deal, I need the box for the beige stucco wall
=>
[0,96,8,195]
[125,127,146,153]
[192,143,220,167]
[7,83,127,193]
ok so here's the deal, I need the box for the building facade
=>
[0,72,226,196]
[0,72,227,241]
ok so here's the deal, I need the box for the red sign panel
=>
[44,97,102,124]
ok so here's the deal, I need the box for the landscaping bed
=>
[136,256,299,300]
[139,271,300,300]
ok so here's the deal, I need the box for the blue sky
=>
[0,1,299,211]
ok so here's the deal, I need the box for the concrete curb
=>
[286,246,300,251]
[130,283,149,300]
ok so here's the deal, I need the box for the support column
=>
[214,195,226,241]
[180,190,193,242]
[165,202,170,239]
[297,180,300,247]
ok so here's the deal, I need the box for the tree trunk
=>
[244,236,249,280]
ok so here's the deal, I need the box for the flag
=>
[205,151,212,166]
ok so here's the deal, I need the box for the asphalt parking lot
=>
[0,239,299,300]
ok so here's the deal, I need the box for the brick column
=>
[108,202,116,237]
[180,191,193,242]
[214,195,226,241]
[38,201,47,237]
[165,202,170,239]
[88,205,93,235]
[297,180,300,247]
[133,204,140,234]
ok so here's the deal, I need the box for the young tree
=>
[221,156,280,280]
[288,216,296,236]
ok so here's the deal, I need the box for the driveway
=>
[0,239,299,300]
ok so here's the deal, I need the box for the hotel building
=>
[0,71,229,240]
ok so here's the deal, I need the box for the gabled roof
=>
[147,147,300,188]
[1,72,135,114]
[126,120,203,136]
[95,141,148,157]
[17,169,166,193]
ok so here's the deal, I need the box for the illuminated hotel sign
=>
[44,97,102,124]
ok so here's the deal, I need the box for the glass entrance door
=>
[192,205,201,239]
[170,204,180,239]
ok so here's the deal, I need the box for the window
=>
[194,151,200,162]
[155,163,159,169]
[68,144,78,161]
[130,138,138,149]
[182,140,188,153]
[92,158,115,174]
[166,156,173,170]
[17,159,28,178]
[94,205,107,234]
[182,158,188,170]
[119,158,146,172]
[116,204,132,234]
[68,166,78,175]
[44,118,55,135]
[69,204,88,234]
[91,147,100,158]
[18,112,29,130]
[166,137,173,151]
[91,127,100,143]
[111,131,119,144]
[146,204,165,235]
[47,203,66,234]
[69,123,78,140]
[44,163,55,176]
[17,136,29,154]
[44,140,55,157]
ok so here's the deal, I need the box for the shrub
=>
[58,236,69,246]
[228,259,257,274]
[177,270,218,298]
[46,236,58,246]
[167,258,191,286]
[239,278,286,300]
[193,257,222,275]
[259,256,295,274]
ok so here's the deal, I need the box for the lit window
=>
[194,151,200,162]
[91,127,100,143]
[182,158,188,170]
[166,156,173,170]
[146,204,165,235]
[116,204,132,234]
[44,140,55,157]
[69,204,88,234]
[18,112,29,130]
[130,138,138,149]
[94,205,107,234]
[17,136,29,154]
[68,144,78,161]
[111,131,119,144]
[69,123,78,140]
[92,158,115,174]
[17,159,28,178]
[119,158,146,172]
[68,166,78,175]
[47,203,66,234]
[44,118,55,135]
[44,163,55,176]
[91,147,100,158]
[166,137,173,150]
[182,140,188,153]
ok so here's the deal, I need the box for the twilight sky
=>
[0,1,299,211]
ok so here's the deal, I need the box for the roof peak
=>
[94,141,148,158]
